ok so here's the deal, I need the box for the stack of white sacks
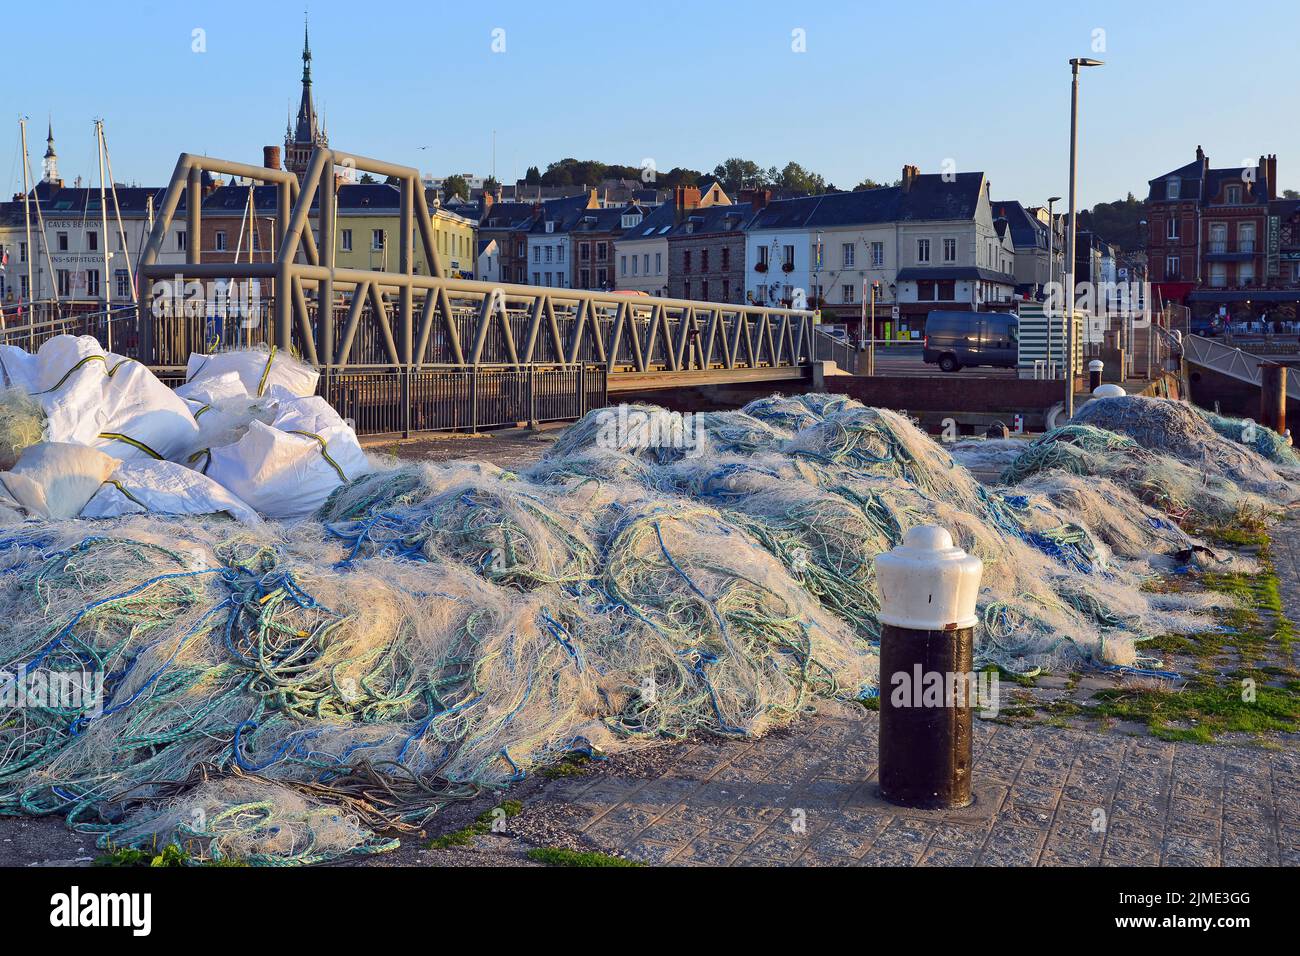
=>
[0,335,370,524]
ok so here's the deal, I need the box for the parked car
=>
[922,310,1019,372]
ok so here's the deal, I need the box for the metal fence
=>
[325,364,607,436]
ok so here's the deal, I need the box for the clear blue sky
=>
[5,0,1298,207]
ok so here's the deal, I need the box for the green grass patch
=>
[94,844,190,867]
[425,800,523,850]
[1085,684,1300,743]
[526,847,644,867]
[541,755,592,779]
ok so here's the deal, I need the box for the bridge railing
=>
[130,148,814,381]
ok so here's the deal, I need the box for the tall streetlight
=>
[1045,195,1061,376]
[1065,57,1103,419]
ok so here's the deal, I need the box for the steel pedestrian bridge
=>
[77,148,815,435]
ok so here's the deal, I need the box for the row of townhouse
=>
[1147,146,1300,322]
[463,165,1037,338]
[742,167,1020,337]
[0,144,478,313]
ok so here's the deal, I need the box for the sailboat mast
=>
[19,119,35,349]
[100,124,136,305]
[96,120,113,350]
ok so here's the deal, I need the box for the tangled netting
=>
[0,390,1289,864]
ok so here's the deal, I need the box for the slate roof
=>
[1203,167,1269,205]
[616,201,676,243]
[525,194,594,235]
[667,202,752,239]
[991,200,1047,250]
[896,266,1017,284]
[744,173,986,231]
[1147,159,1204,202]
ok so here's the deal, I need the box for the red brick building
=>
[1146,148,1297,321]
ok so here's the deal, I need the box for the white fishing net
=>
[0,390,1288,865]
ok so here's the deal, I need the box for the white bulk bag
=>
[29,335,200,462]
[204,423,360,519]
[205,396,369,519]
[42,358,201,462]
[183,347,319,399]
[81,459,261,523]
[175,369,250,405]
[0,442,121,520]
[0,345,39,392]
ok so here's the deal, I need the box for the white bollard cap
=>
[1092,383,1126,398]
[875,525,983,631]
[1088,360,1104,372]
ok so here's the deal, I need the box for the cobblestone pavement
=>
[518,712,1298,867]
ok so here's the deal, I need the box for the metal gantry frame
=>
[136,148,816,383]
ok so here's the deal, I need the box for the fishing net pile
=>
[1000,400,1296,522]
[0,387,1290,865]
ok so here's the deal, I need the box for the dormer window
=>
[1166,178,1180,200]
[545,221,555,233]
[1225,184,1242,204]
[621,213,642,228]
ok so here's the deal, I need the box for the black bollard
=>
[1088,359,1103,392]
[874,526,983,810]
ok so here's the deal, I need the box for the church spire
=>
[302,14,312,87]
[42,118,59,184]
[285,12,327,179]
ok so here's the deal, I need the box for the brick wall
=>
[668,232,747,304]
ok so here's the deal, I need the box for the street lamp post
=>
[1065,57,1103,419]
[1045,195,1061,376]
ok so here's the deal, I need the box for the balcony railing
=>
[1207,240,1256,255]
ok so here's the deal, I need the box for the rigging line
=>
[99,124,137,304]
[24,131,61,317]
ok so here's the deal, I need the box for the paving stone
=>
[920,846,978,866]
[707,818,770,845]
[856,845,924,866]
[671,837,744,866]
[1102,839,1161,866]
[622,839,681,865]
[520,709,1294,867]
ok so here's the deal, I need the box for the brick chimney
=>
[674,185,702,212]
[738,187,771,211]
[481,190,495,224]
[901,164,920,193]
[263,145,281,171]
[1267,154,1278,200]
[1196,145,1208,177]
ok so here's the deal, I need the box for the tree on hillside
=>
[541,159,610,188]
[778,161,829,195]
[442,175,469,202]
[854,176,901,191]
[483,175,500,196]
[658,166,706,188]
[1078,192,1146,252]
[524,166,542,186]
[712,158,769,193]
[1284,189,1300,199]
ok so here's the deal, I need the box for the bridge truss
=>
[124,148,816,433]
